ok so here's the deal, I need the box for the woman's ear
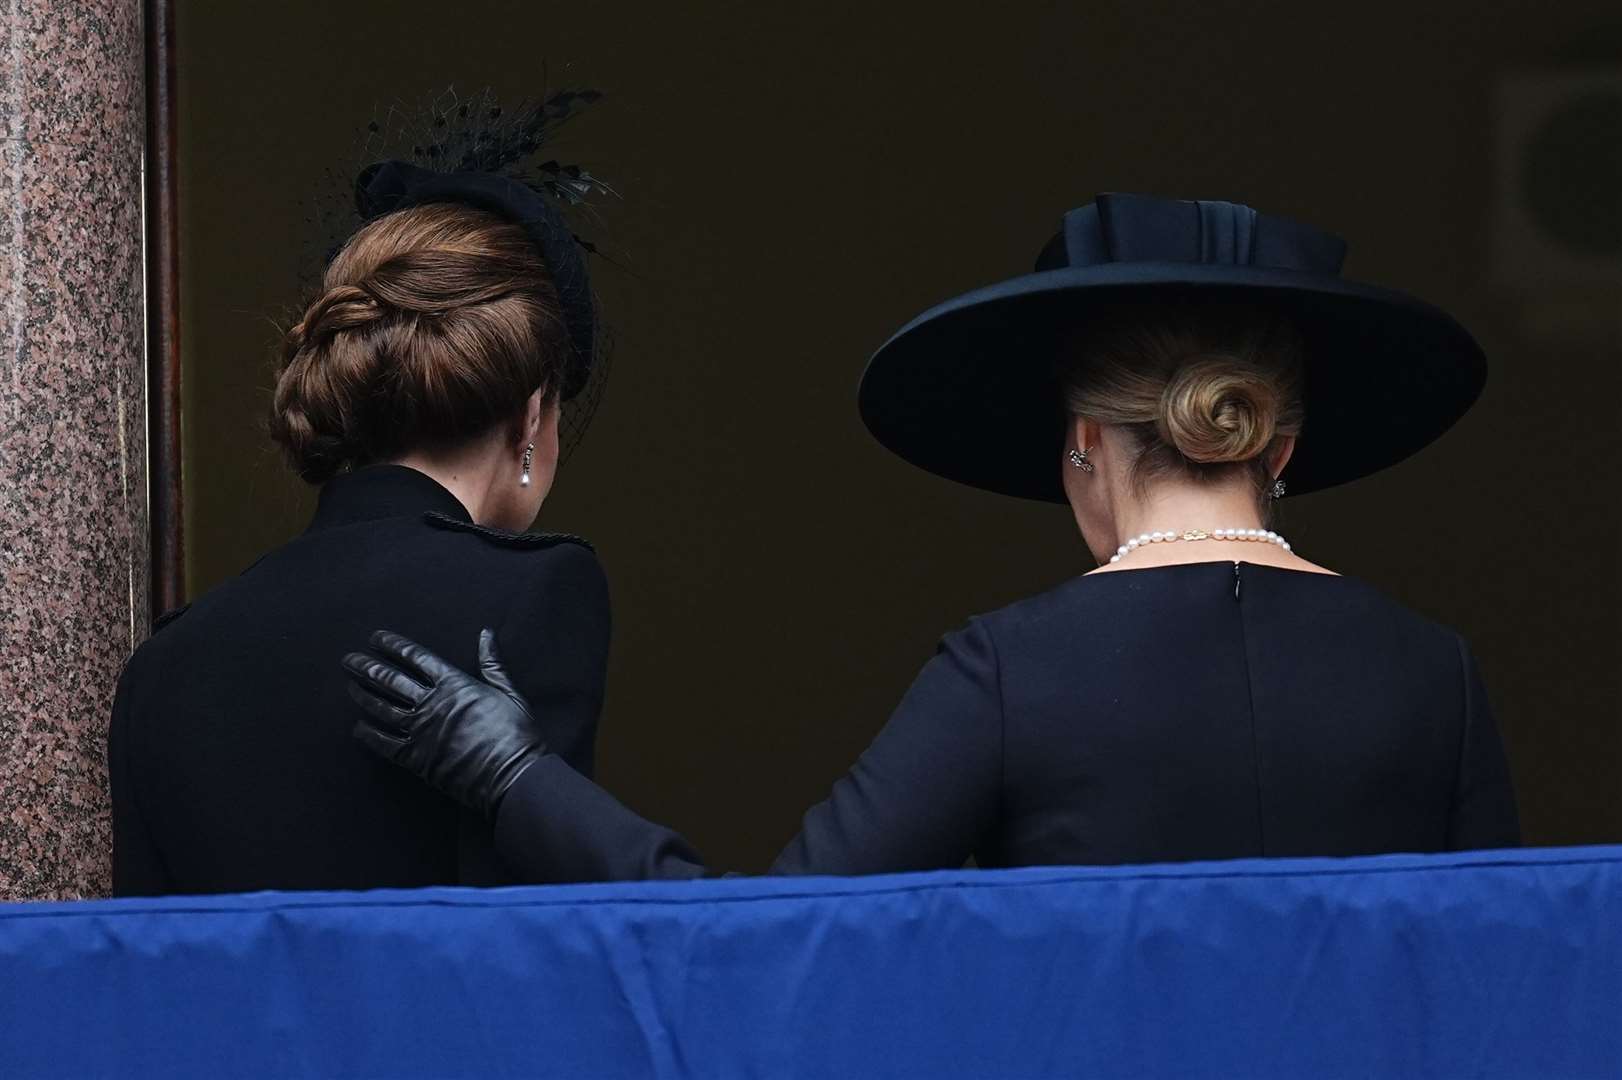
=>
[1268,435,1297,480]
[517,389,545,448]
[1071,415,1102,456]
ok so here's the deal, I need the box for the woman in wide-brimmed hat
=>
[343,193,1521,880]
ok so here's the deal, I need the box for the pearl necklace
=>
[1110,528,1291,565]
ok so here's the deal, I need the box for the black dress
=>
[490,561,1520,882]
[109,465,609,895]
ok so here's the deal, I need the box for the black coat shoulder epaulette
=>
[153,604,191,633]
[422,511,595,552]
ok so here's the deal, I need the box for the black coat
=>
[490,561,1520,881]
[110,465,609,895]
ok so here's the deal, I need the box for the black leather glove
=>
[343,629,544,818]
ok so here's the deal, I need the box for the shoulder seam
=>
[152,604,191,633]
[422,511,596,552]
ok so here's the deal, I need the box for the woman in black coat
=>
[345,194,1520,880]
[109,147,612,894]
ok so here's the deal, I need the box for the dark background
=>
[175,1,1621,871]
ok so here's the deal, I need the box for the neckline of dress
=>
[1084,559,1341,580]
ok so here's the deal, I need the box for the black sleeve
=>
[1447,639,1521,851]
[493,756,708,882]
[770,618,1003,875]
[109,655,172,896]
[488,619,1004,883]
[496,543,611,778]
[484,541,680,883]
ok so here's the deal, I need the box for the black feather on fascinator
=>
[308,85,617,461]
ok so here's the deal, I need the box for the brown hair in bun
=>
[269,201,569,484]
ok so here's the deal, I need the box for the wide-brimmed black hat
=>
[857,193,1486,501]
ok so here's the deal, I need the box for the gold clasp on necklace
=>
[1181,530,1210,541]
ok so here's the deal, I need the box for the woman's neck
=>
[1088,478,1320,574]
[1113,483,1266,543]
[392,441,505,525]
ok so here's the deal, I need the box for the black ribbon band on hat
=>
[1198,201,1258,265]
[354,160,596,400]
[1037,193,1348,275]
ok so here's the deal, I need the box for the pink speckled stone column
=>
[0,0,147,899]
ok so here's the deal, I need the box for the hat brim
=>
[857,263,1486,502]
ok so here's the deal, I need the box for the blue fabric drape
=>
[2,847,1617,1079]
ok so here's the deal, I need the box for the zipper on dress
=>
[1233,561,1242,601]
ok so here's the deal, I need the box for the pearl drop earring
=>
[520,443,534,488]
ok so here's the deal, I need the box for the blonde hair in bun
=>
[1159,358,1281,464]
[1059,300,1304,494]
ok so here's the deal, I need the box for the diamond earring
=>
[1268,477,1286,500]
[1068,447,1095,473]
[520,443,534,488]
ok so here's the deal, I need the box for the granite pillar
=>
[0,1,148,899]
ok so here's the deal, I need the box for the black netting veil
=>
[300,85,616,463]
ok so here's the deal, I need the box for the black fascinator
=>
[314,86,616,460]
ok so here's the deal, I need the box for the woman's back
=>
[109,139,618,896]
[988,562,1515,865]
[772,561,1518,875]
[109,466,609,895]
